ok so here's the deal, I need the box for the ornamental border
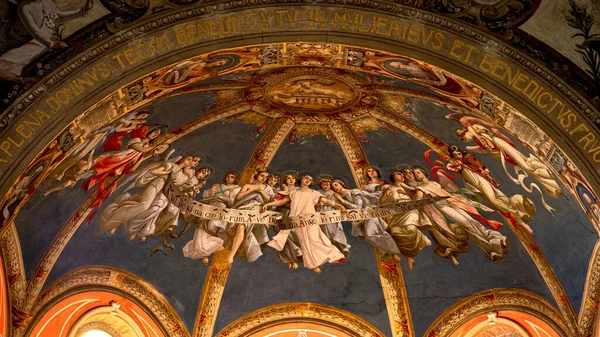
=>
[423,288,570,337]
[0,0,598,134]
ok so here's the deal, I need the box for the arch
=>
[0,1,598,233]
[424,289,568,337]
[0,254,8,337]
[25,266,189,337]
[67,305,146,337]
[215,302,385,337]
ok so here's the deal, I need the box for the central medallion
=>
[256,68,363,114]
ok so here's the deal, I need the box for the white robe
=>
[183,184,240,260]
[269,189,344,269]
[98,162,179,237]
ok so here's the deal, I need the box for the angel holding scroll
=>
[331,179,402,262]
[224,169,275,264]
[98,152,191,241]
[379,168,432,272]
[183,171,241,264]
[413,167,509,265]
[317,174,350,259]
[263,175,346,274]
[269,171,303,270]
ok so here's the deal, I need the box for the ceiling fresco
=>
[0,41,596,337]
[1,0,600,336]
[0,0,598,116]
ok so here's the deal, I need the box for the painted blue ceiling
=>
[13,73,598,336]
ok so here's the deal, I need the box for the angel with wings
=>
[447,113,562,212]
[331,179,401,262]
[379,168,431,272]
[48,111,151,187]
[446,145,537,234]
[412,166,509,266]
[223,168,275,264]
[183,171,241,264]
[98,151,191,241]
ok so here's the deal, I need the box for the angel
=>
[150,161,207,237]
[263,175,346,274]
[331,179,401,262]
[267,170,304,269]
[447,113,562,211]
[2,163,45,221]
[400,168,468,266]
[98,152,190,241]
[183,171,241,264]
[266,174,280,193]
[224,169,275,264]
[102,111,151,152]
[413,167,509,266]
[43,149,95,196]
[446,145,537,234]
[81,125,166,192]
[582,193,600,228]
[316,174,350,259]
[379,169,431,272]
[49,111,151,184]
[364,167,387,194]
[279,170,299,195]
[181,166,212,198]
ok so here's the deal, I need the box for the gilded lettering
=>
[569,122,590,136]
[0,142,12,157]
[579,132,596,150]
[511,73,528,92]
[431,32,444,49]
[450,39,465,60]
[15,124,32,140]
[112,53,127,69]
[537,92,553,109]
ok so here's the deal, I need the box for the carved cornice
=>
[417,0,541,42]
[215,302,386,337]
[423,288,570,337]
[0,0,597,136]
[28,266,189,337]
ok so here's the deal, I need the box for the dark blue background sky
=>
[15,74,596,336]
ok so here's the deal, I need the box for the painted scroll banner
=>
[163,180,447,229]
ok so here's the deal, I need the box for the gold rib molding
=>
[192,117,295,337]
[192,250,232,337]
[0,221,26,333]
[329,119,416,337]
[328,120,371,189]
[371,108,579,336]
[376,253,415,337]
[579,241,600,337]
[239,117,295,185]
